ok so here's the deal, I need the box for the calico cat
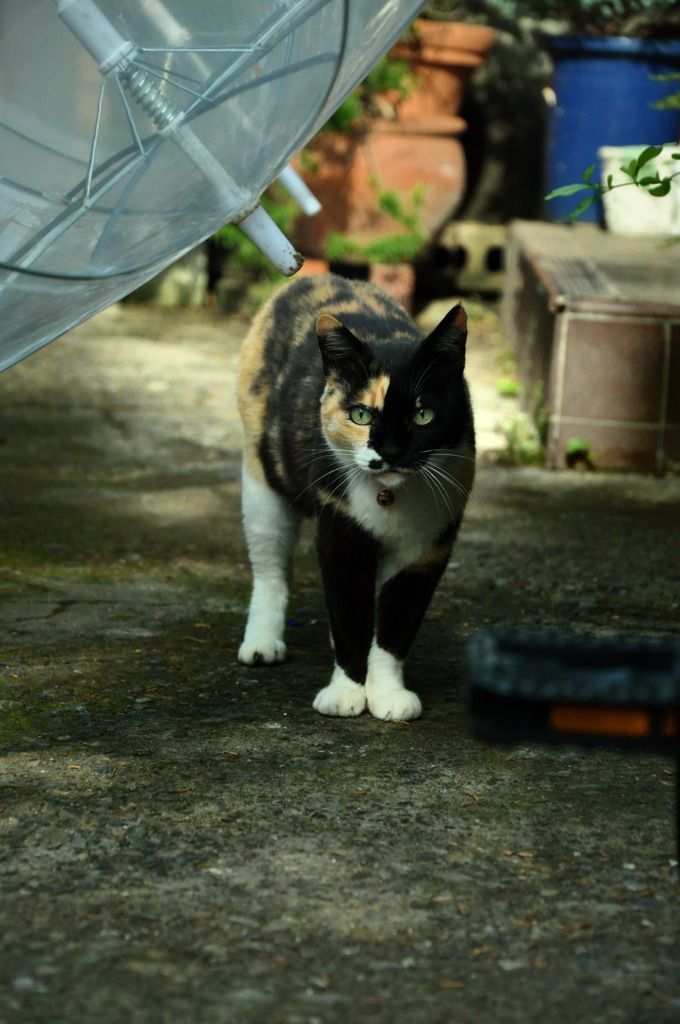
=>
[237,274,475,721]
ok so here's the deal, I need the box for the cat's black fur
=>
[237,274,475,720]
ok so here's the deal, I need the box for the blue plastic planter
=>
[546,35,680,222]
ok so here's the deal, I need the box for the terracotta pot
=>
[293,21,495,260]
[390,19,496,128]
[402,18,497,64]
[293,125,466,256]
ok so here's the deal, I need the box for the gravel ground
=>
[0,301,678,1024]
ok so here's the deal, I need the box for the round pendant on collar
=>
[377,487,394,508]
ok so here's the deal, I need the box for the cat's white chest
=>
[347,474,446,581]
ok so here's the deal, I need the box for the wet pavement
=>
[0,301,678,1024]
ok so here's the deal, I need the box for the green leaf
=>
[377,188,403,220]
[634,145,663,173]
[647,180,672,197]
[569,194,599,220]
[583,164,595,184]
[622,160,638,180]
[545,183,590,199]
[638,174,661,186]
[496,377,519,398]
[653,95,680,110]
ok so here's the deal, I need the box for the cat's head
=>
[316,304,471,483]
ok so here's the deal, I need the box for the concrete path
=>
[0,302,678,1024]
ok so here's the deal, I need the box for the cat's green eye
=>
[349,406,373,426]
[413,406,435,425]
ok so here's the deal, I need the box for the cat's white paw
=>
[365,644,420,721]
[313,678,367,717]
[367,688,422,722]
[238,638,287,665]
[314,665,367,717]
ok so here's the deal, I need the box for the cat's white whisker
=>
[293,465,342,505]
[425,467,471,512]
[422,446,475,463]
[421,464,456,519]
[425,456,471,495]
[420,469,447,516]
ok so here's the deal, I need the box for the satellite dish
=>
[0,0,424,371]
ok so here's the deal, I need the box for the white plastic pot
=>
[598,144,680,236]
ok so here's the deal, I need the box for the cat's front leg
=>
[312,513,377,717]
[238,470,300,666]
[366,557,451,721]
[365,642,421,722]
[312,664,367,717]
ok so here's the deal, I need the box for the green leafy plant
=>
[566,436,592,454]
[501,412,545,466]
[565,436,596,469]
[327,232,428,264]
[321,56,416,133]
[482,0,678,36]
[496,377,520,397]
[325,184,429,265]
[651,71,680,109]
[545,143,680,221]
[418,0,463,18]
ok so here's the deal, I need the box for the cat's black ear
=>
[317,313,369,380]
[422,304,468,374]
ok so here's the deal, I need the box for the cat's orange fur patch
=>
[237,307,270,481]
[321,389,357,450]
[317,313,343,335]
[359,374,390,412]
